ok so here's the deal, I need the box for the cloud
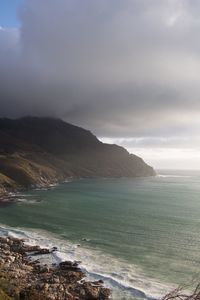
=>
[0,0,200,167]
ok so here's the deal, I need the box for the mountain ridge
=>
[0,117,155,195]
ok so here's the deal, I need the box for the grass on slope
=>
[0,153,61,190]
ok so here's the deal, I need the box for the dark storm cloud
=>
[0,0,200,145]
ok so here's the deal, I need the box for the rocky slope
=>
[0,117,155,194]
[0,236,110,300]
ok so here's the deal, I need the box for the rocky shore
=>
[0,236,111,300]
[0,193,21,206]
[0,181,64,206]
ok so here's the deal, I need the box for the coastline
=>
[0,235,111,300]
[0,192,24,207]
[0,177,72,206]
[0,224,173,300]
[0,173,157,206]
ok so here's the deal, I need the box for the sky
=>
[0,0,21,27]
[0,0,200,170]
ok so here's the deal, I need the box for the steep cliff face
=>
[0,117,155,192]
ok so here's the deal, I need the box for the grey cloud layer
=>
[0,0,200,144]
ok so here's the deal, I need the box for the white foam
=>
[16,198,40,204]
[62,179,72,183]
[157,174,191,178]
[0,224,174,299]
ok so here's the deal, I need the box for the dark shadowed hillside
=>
[0,117,155,193]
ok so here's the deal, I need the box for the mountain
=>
[0,117,155,193]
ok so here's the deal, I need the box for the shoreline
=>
[0,174,157,206]
[0,192,23,207]
[0,224,172,300]
[0,177,74,206]
[0,235,111,300]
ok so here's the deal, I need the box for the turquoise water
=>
[0,170,200,299]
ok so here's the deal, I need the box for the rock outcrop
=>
[0,236,111,300]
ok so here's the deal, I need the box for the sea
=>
[0,169,200,299]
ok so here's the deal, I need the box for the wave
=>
[157,174,192,178]
[0,224,173,300]
[51,250,150,299]
[17,198,41,204]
